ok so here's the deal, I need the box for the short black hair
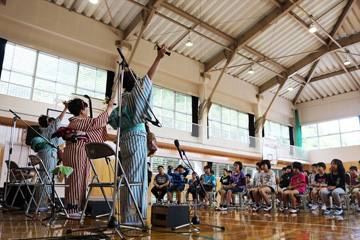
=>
[304,170,310,175]
[147,162,151,167]
[317,162,326,169]
[123,70,138,92]
[256,162,262,168]
[228,170,232,174]
[68,98,88,116]
[282,167,287,171]
[311,163,318,168]
[204,165,211,170]
[261,160,271,169]
[38,115,49,128]
[246,174,251,178]
[157,165,164,169]
[234,161,243,171]
[292,161,303,172]
[350,166,358,171]
[223,168,228,172]
[286,165,293,170]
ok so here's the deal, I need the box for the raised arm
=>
[59,101,68,122]
[147,45,167,81]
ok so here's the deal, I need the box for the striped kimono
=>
[37,117,64,207]
[63,111,108,213]
[118,75,153,223]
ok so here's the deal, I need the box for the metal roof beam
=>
[328,0,357,46]
[205,0,303,72]
[259,31,360,93]
[293,60,320,104]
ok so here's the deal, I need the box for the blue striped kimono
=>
[37,117,65,207]
[117,75,153,223]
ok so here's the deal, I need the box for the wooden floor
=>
[2,205,360,240]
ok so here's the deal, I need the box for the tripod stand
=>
[172,140,225,231]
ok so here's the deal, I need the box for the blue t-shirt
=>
[168,167,189,186]
[203,174,217,187]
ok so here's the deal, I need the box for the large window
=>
[264,120,290,145]
[302,116,360,150]
[0,42,107,104]
[208,103,249,142]
[151,157,195,176]
[153,86,192,131]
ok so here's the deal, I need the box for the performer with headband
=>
[61,97,114,217]
[31,103,68,210]
[109,45,167,224]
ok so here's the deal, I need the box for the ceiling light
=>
[344,58,351,65]
[288,85,294,91]
[248,67,254,74]
[309,24,317,33]
[89,0,99,4]
[185,37,193,47]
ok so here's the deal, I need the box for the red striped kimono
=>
[63,111,109,214]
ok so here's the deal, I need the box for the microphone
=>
[174,139,183,159]
[154,44,171,56]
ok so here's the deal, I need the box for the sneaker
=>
[311,204,318,211]
[308,203,313,208]
[357,207,360,212]
[333,209,343,216]
[220,205,228,211]
[184,201,189,204]
[248,201,254,206]
[289,208,297,214]
[38,206,50,212]
[321,204,327,211]
[252,205,260,212]
[215,204,223,211]
[204,201,210,207]
[323,210,333,215]
[263,205,272,212]
[278,207,288,213]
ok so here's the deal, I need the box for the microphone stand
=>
[171,141,225,232]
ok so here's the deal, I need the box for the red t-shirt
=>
[290,173,306,193]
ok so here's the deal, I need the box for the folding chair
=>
[340,173,353,215]
[4,160,36,211]
[25,155,69,218]
[79,142,143,225]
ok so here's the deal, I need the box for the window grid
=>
[1,42,107,104]
[153,86,192,132]
[302,117,360,150]
[208,103,249,143]
[264,120,290,145]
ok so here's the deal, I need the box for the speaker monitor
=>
[151,205,190,228]
[25,125,40,146]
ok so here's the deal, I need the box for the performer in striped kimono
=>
[109,45,167,224]
[34,103,68,209]
[63,98,114,217]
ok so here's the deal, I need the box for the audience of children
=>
[149,158,359,217]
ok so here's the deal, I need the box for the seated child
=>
[280,162,306,214]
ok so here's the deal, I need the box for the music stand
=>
[171,140,225,231]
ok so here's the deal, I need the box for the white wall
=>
[308,145,360,164]
[297,91,360,125]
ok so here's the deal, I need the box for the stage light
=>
[288,85,294,91]
[248,67,254,74]
[185,37,193,47]
[344,58,351,65]
[89,0,98,4]
[309,24,317,33]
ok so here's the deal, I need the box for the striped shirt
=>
[40,117,65,148]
